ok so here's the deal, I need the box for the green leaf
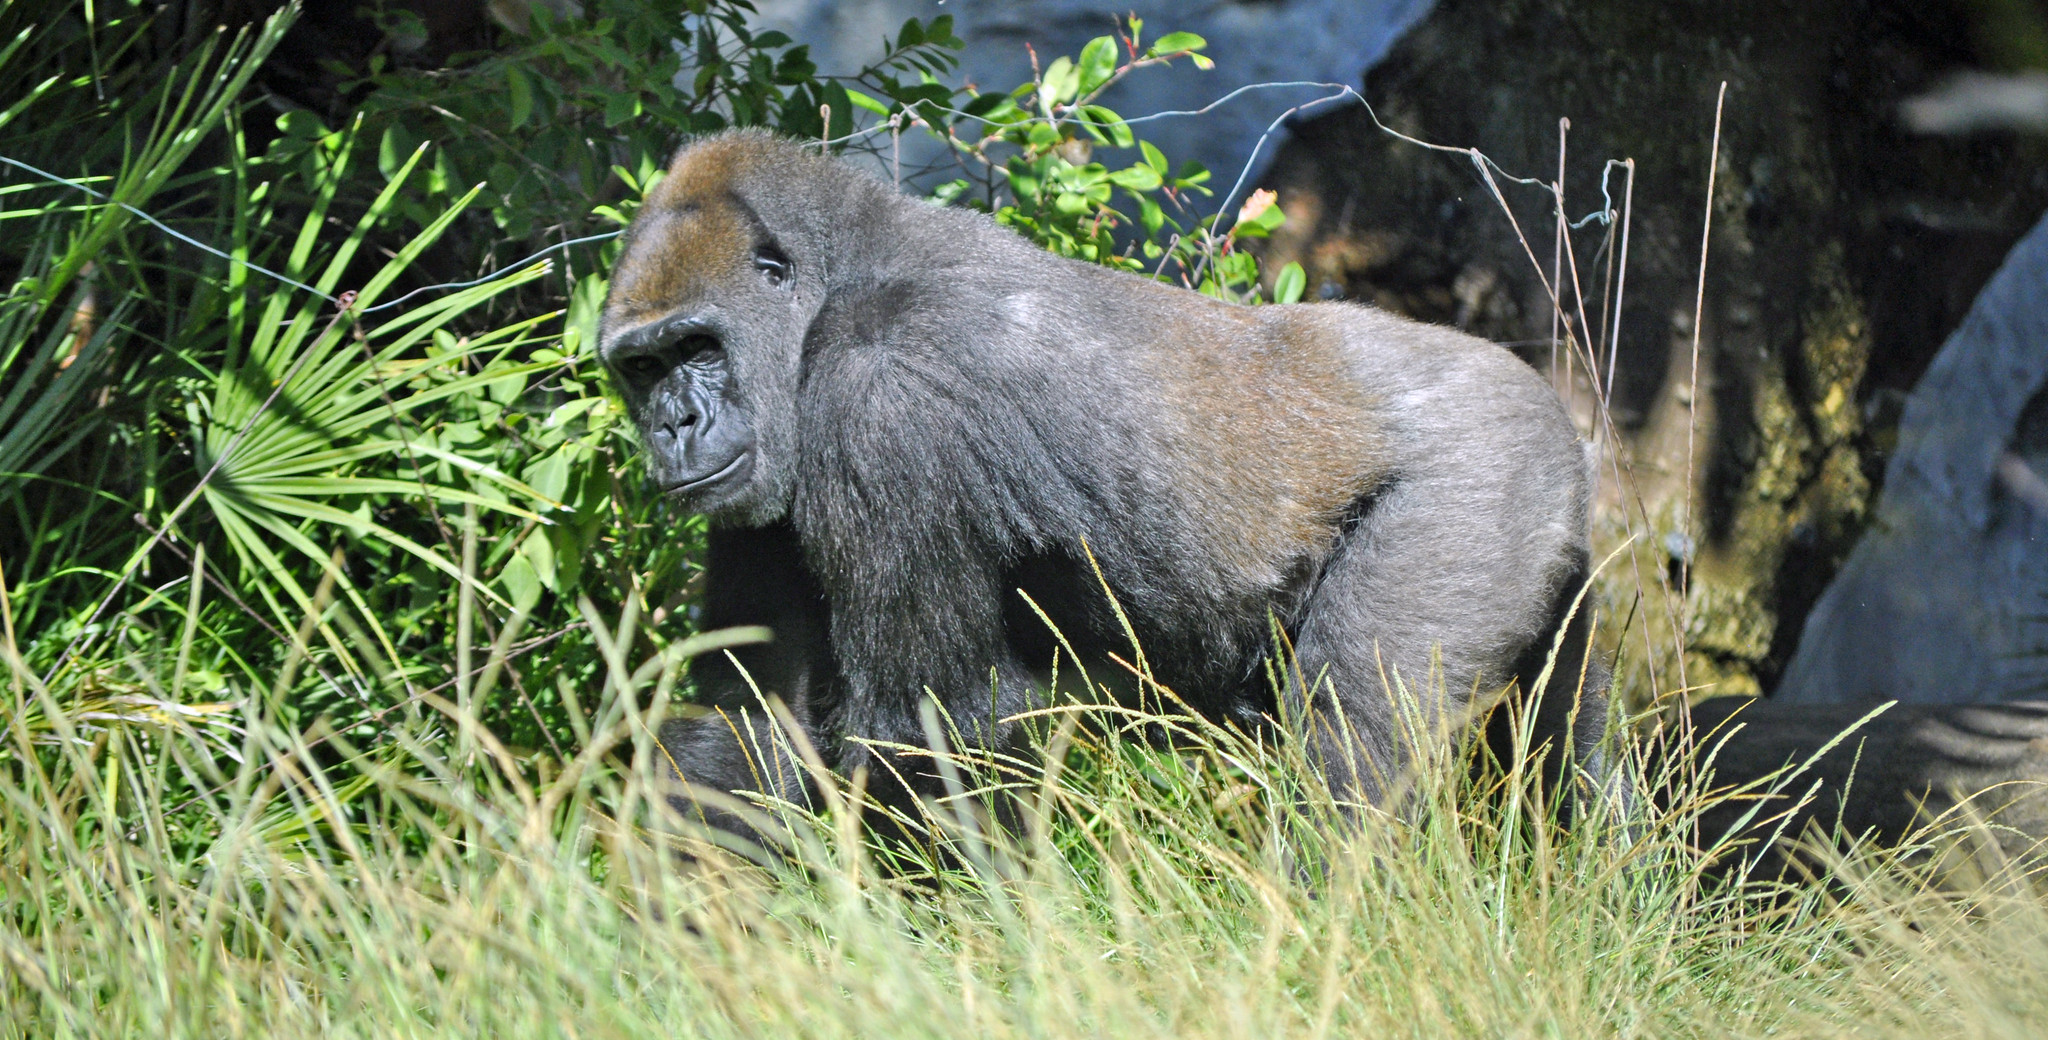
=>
[376,126,424,183]
[775,45,818,84]
[277,109,325,140]
[507,67,534,130]
[961,92,1007,120]
[1141,140,1168,174]
[1040,57,1079,110]
[1273,262,1307,304]
[1108,165,1162,192]
[1077,36,1118,97]
[843,87,891,116]
[501,551,542,610]
[1148,31,1207,56]
[1081,105,1132,148]
[1139,196,1165,236]
[604,91,640,128]
[1234,197,1286,238]
[523,447,574,503]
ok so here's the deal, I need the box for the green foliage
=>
[930,19,1291,301]
[0,6,285,507]
[0,1,297,637]
[346,0,965,253]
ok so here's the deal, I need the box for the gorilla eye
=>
[754,245,792,288]
[678,333,724,364]
[619,355,668,387]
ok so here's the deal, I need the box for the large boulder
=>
[1681,698,2048,864]
[1773,210,2048,706]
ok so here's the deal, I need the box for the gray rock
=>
[1679,698,2048,867]
[1774,207,2048,705]
[748,0,1433,200]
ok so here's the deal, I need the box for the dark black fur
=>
[600,131,1609,845]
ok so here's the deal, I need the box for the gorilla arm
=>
[655,524,835,841]
[788,278,1062,779]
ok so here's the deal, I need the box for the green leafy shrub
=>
[929,20,1303,301]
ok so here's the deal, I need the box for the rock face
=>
[748,0,1433,190]
[1773,212,2048,705]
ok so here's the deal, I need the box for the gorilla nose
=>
[657,413,701,441]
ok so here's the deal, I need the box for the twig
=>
[1607,159,1635,401]
[1680,83,1728,675]
[1552,118,1569,400]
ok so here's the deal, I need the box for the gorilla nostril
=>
[655,414,700,441]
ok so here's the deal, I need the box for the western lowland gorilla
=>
[600,130,1608,847]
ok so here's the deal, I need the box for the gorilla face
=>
[600,186,814,526]
[606,313,753,498]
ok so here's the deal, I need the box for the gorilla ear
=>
[754,242,792,288]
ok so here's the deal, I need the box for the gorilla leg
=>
[1287,470,1595,808]
[1490,571,1613,796]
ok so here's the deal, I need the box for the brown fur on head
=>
[606,131,891,327]
[611,133,777,325]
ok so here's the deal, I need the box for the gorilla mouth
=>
[667,452,750,497]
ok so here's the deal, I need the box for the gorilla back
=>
[600,130,1605,840]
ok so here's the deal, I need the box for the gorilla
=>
[599,130,1606,844]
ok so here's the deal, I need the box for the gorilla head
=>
[599,135,864,526]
